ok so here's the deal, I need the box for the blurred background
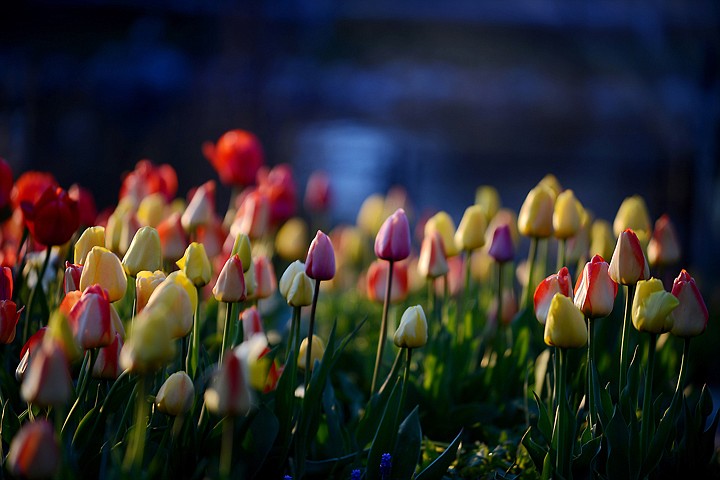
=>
[1,0,719,291]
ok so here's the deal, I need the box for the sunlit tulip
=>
[156,371,195,416]
[574,255,617,319]
[375,208,411,262]
[279,261,312,307]
[181,180,216,232]
[417,231,448,279]
[252,254,276,300]
[367,260,409,303]
[553,189,583,239]
[518,184,555,238]
[632,278,678,334]
[119,159,177,203]
[0,300,21,343]
[393,305,428,348]
[231,189,270,240]
[74,226,105,265]
[455,205,487,252]
[79,246,127,302]
[544,294,587,348]
[589,219,615,261]
[305,230,336,281]
[137,193,166,228]
[21,341,72,406]
[92,332,123,379]
[204,351,253,416]
[120,305,176,374]
[7,420,60,480]
[613,195,651,240]
[304,170,332,213]
[213,254,247,303]
[647,214,681,267]
[135,270,166,313]
[122,226,162,277]
[475,185,500,222]
[21,186,80,246]
[235,333,274,391]
[609,229,649,285]
[298,335,326,371]
[177,242,212,287]
[534,267,573,325]
[69,285,114,349]
[424,211,459,257]
[275,217,309,261]
[670,270,708,338]
[538,174,562,198]
[230,233,252,273]
[0,265,12,300]
[166,271,198,313]
[203,129,264,187]
[144,279,193,339]
[157,212,188,262]
[488,224,515,264]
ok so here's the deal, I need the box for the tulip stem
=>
[304,279,321,390]
[555,347,568,478]
[62,348,98,435]
[556,239,566,272]
[219,416,234,480]
[371,260,394,396]
[187,286,201,378]
[22,245,52,345]
[587,317,596,434]
[399,348,412,416]
[123,375,149,474]
[522,238,538,311]
[675,337,691,398]
[619,284,636,399]
[219,302,233,366]
[641,333,657,461]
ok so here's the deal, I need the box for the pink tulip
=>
[305,230,336,281]
[574,255,618,319]
[69,285,114,349]
[670,269,708,338]
[375,208,411,262]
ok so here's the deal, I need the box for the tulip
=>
[122,226,162,277]
[275,217,309,261]
[374,208,411,262]
[137,192,166,228]
[64,261,83,294]
[257,164,297,226]
[16,327,47,381]
[21,340,72,406]
[235,333,274,392]
[670,270,708,338]
[69,285,114,349]
[120,305,176,374]
[417,231,448,279]
[518,184,555,238]
[613,195,651,240]
[574,255,618,319]
[304,170,332,213]
[305,230,336,281]
[534,267,573,325]
[203,129,264,187]
[488,224,514,264]
[177,242,212,287]
[144,279,193,339]
[11,171,57,210]
[393,305,428,349]
[553,189,583,240]
[0,265,13,300]
[241,306,264,340]
[590,220,615,261]
[46,309,82,362]
[367,260,409,304]
[79,246,127,302]
[0,300,21,343]
[455,205,487,252]
[67,184,96,227]
[7,420,60,480]
[213,254,247,303]
[135,270,166,313]
[609,229,649,285]
[156,371,195,416]
[251,254,276,300]
[231,189,270,240]
[298,335,326,371]
[279,261,307,299]
[119,159,177,203]
[424,211,459,257]
[166,271,198,313]
[539,174,562,198]
[647,214,681,267]
[544,293,587,349]
[157,212,188,262]
[475,185,500,222]
[284,268,314,308]
[357,194,386,236]
[93,333,123,379]
[632,278,678,334]
[230,233,252,272]
[104,198,137,255]
[181,180,216,232]
[21,186,80,246]
[204,351,253,416]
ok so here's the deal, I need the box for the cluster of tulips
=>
[0,130,716,479]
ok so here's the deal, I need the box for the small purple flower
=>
[380,453,392,480]
[284,476,292,480]
[350,469,361,480]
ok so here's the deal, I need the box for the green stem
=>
[22,246,52,344]
[522,238,538,311]
[619,284,636,399]
[219,416,234,480]
[674,338,691,398]
[62,348,98,434]
[556,238,566,271]
[219,302,233,365]
[187,285,202,378]
[556,347,568,478]
[587,317,595,433]
[399,348,412,415]
[641,333,657,460]
[304,279,321,390]
[123,376,148,474]
[371,260,394,395]
[495,262,505,357]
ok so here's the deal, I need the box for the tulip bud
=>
[613,195,651,240]
[118,212,141,257]
[79,246,127,302]
[375,208,411,262]
[366,260,409,304]
[156,371,195,416]
[243,261,257,298]
[474,185,500,222]
[417,231,448,279]
[298,335,326,371]
[144,279,193,339]
[93,333,123,379]
[538,174,562,198]
[632,278,679,334]
[181,180,216,232]
[135,270,166,313]
[488,224,515,263]
[213,254,247,303]
[64,261,83,294]
[74,226,106,265]
[544,293,587,348]
[231,189,270,240]
[157,212,188,262]
[122,226,162,277]
[534,267,573,325]
[120,306,176,374]
[137,193,166,228]
[203,129,264,187]
[424,211,459,257]
[393,305,428,348]
[21,341,72,407]
[305,230,336,281]
[574,255,618,319]
[357,194,386,236]
[69,285,114,349]
[0,300,21,343]
[230,233,252,272]
[553,189,583,239]
[166,271,198,313]
[455,205,487,252]
[46,309,82,362]
[0,266,11,301]
[518,184,555,238]
[286,270,314,308]
[670,270,708,338]
[608,229,649,285]
[304,170,332,213]
[7,420,60,480]
[275,217,309,262]
[21,186,80,246]
[251,254,276,300]
[204,351,253,416]
[590,219,615,261]
[177,242,212,287]
[241,306,264,339]
[647,214,681,267]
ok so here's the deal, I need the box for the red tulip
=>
[574,255,618,319]
[119,159,177,202]
[258,164,297,227]
[213,254,247,303]
[647,214,681,267]
[7,420,60,480]
[304,170,332,213]
[203,129,264,187]
[375,208,411,262]
[534,266,572,324]
[0,300,21,343]
[0,265,12,300]
[11,171,57,210]
[670,270,708,338]
[366,260,409,303]
[16,327,47,381]
[21,341,72,407]
[252,254,276,300]
[21,186,80,246]
[305,230,336,281]
[231,189,270,240]
[93,332,123,379]
[69,285,114,349]
[157,212,189,262]
[69,184,98,227]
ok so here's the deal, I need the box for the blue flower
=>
[350,468,361,480]
[380,453,392,479]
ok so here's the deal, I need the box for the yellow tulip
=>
[156,371,195,416]
[74,226,105,265]
[455,205,487,252]
[632,278,679,334]
[275,217,309,262]
[79,246,127,302]
[424,211,459,257]
[474,185,500,221]
[393,305,428,348]
[518,184,555,238]
[176,242,212,287]
[544,294,587,348]
[553,189,583,239]
[122,226,162,277]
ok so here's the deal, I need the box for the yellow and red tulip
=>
[574,255,618,319]
[534,267,573,325]
[670,270,708,338]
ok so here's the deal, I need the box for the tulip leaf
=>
[620,346,641,421]
[605,406,631,479]
[391,406,422,480]
[532,392,553,441]
[322,380,347,458]
[415,428,462,480]
[366,379,403,480]
[520,427,548,471]
[242,404,280,478]
[357,372,401,449]
[642,391,680,476]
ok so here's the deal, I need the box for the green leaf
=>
[605,406,631,480]
[357,352,403,448]
[520,427,548,471]
[415,428,462,480]
[642,391,681,476]
[322,380,346,458]
[243,404,280,478]
[392,407,422,480]
[367,379,403,480]
[620,346,640,422]
[1,399,20,446]
[532,392,553,441]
